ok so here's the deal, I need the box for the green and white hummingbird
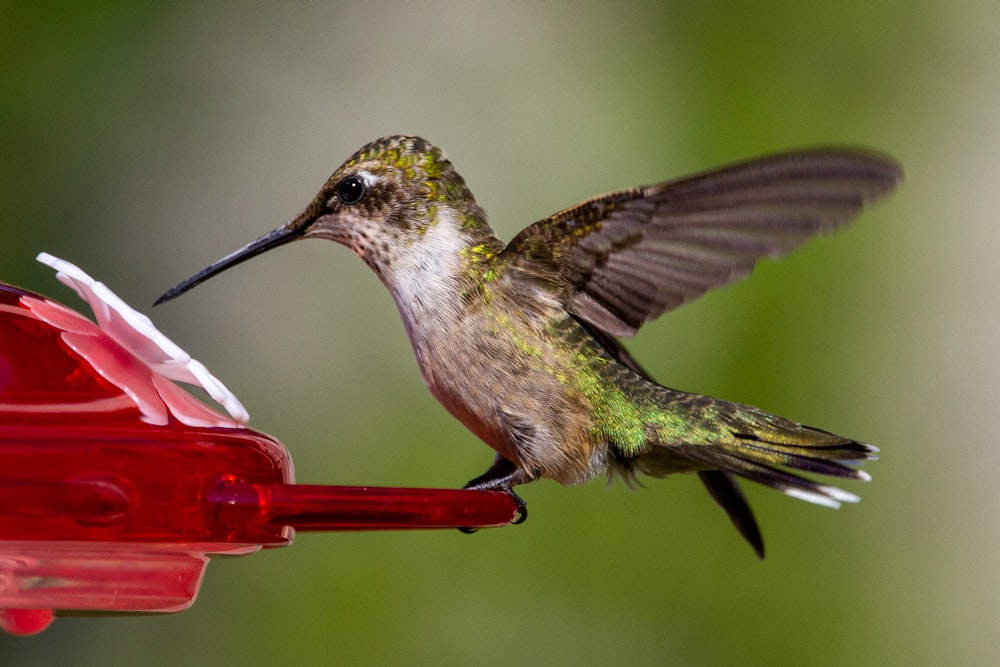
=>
[157,136,900,557]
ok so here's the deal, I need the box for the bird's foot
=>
[459,458,530,532]
[458,485,527,533]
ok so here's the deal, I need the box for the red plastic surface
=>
[0,280,516,634]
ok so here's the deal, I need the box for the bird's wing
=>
[502,149,901,337]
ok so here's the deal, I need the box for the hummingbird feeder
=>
[0,254,517,636]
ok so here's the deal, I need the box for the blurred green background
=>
[1,2,995,665]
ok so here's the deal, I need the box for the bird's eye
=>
[336,176,366,205]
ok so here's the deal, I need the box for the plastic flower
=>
[21,253,249,427]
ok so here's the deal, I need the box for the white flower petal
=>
[36,252,249,425]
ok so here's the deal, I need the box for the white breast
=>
[381,210,469,365]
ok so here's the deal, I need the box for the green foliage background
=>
[1,2,995,664]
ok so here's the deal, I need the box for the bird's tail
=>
[674,406,876,509]
[591,325,875,556]
[627,397,876,558]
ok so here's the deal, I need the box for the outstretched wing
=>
[502,149,901,337]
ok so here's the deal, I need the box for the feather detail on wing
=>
[503,150,902,337]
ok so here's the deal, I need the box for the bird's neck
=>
[377,205,504,332]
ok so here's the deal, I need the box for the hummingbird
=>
[156,135,901,557]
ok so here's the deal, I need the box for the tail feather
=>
[711,409,877,497]
[587,324,875,555]
[675,410,876,556]
[698,470,765,559]
[726,437,874,481]
[677,435,872,510]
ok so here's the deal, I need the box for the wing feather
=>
[502,149,901,337]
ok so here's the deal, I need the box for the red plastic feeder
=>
[0,255,517,635]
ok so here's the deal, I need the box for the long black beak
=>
[154,221,306,306]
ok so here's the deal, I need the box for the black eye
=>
[336,176,365,205]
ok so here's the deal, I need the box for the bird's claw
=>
[459,485,527,533]
[510,491,528,524]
